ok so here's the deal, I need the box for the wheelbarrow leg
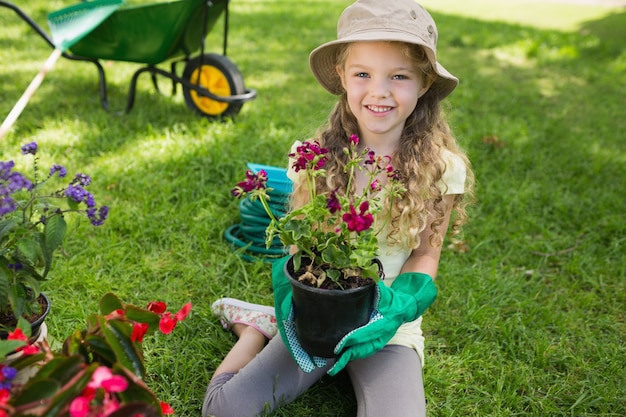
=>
[61,54,109,110]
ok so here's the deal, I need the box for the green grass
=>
[1,0,625,415]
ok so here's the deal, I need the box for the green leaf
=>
[44,214,66,253]
[0,264,9,309]
[100,292,124,315]
[0,218,17,240]
[40,363,97,417]
[114,364,162,413]
[101,318,146,379]
[125,305,160,332]
[84,334,117,364]
[30,355,85,385]
[321,244,349,267]
[11,379,61,406]
[16,236,43,267]
[0,340,26,357]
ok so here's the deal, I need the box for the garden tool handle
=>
[0,48,62,140]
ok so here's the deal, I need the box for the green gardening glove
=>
[327,272,437,376]
[272,256,327,372]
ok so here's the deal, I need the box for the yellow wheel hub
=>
[189,65,231,116]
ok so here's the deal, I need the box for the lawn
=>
[1,0,624,416]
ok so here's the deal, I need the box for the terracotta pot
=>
[285,256,377,358]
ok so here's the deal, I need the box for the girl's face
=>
[337,41,429,145]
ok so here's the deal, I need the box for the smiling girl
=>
[204,1,474,416]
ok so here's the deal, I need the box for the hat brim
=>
[309,35,458,99]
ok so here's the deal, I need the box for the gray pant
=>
[202,336,426,417]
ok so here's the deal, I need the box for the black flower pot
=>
[0,292,51,344]
[29,292,51,343]
[285,256,377,358]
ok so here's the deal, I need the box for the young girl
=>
[204,1,473,416]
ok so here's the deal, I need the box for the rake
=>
[0,0,124,139]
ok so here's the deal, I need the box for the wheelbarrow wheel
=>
[182,53,245,118]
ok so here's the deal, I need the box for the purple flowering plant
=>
[232,135,405,288]
[0,142,109,321]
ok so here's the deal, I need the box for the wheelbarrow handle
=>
[0,48,62,140]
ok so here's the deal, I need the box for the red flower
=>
[20,344,40,355]
[147,301,167,314]
[289,141,328,172]
[232,169,268,196]
[175,302,192,321]
[342,201,374,232]
[131,322,149,343]
[161,402,175,415]
[159,312,177,334]
[7,328,27,341]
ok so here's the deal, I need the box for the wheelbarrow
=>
[0,0,257,119]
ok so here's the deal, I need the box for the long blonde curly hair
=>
[291,42,474,250]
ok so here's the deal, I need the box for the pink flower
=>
[342,201,374,232]
[89,367,128,393]
[349,134,359,145]
[69,396,91,417]
[370,180,381,192]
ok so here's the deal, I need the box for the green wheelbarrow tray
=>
[70,0,220,65]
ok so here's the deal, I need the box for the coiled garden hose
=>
[224,189,291,263]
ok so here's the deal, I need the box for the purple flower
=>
[349,134,359,145]
[0,161,15,180]
[326,190,341,214]
[0,196,17,216]
[342,201,374,233]
[50,164,67,178]
[1,365,17,380]
[6,172,33,193]
[21,142,38,155]
[87,205,109,226]
[71,173,91,187]
[85,193,96,208]
[65,184,89,203]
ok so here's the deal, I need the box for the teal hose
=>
[225,191,291,263]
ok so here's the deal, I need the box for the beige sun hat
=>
[309,0,458,99]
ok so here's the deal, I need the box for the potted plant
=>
[0,292,192,416]
[232,135,405,356]
[0,142,109,341]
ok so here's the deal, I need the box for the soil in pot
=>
[286,256,378,358]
